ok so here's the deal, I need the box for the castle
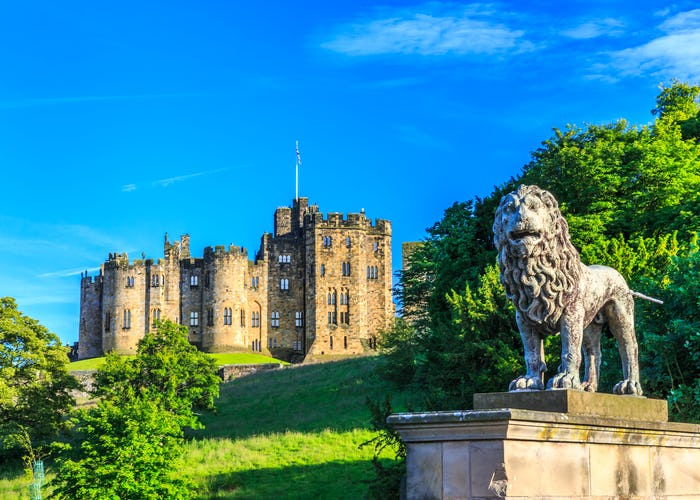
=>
[78,197,394,361]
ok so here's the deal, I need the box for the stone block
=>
[589,443,651,497]
[473,389,668,422]
[442,441,470,498]
[405,442,442,499]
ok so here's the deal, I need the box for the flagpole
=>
[295,140,301,201]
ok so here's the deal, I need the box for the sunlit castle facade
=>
[78,197,394,362]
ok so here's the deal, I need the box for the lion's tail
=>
[630,290,664,305]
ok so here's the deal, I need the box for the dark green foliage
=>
[0,297,79,461]
[420,265,522,409]
[376,318,420,389]
[53,320,220,498]
[361,396,406,500]
[635,246,700,421]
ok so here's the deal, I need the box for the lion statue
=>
[493,185,643,395]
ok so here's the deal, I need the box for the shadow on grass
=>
[192,357,406,441]
[196,459,373,499]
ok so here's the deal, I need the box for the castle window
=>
[293,339,302,351]
[330,336,333,349]
[190,275,199,287]
[251,276,259,288]
[367,265,378,279]
[322,236,332,248]
[328,311,337,325]
[268,338,273,348]
[344,336,348,349]
[223,307,232,325]
[251,311,260,327]
[152,308,161,328]
[280,278,289,290]
[295,311,304,327]
[240,309,246,327]
[207,307,214,326]
[126,276,135,288]
[105,312,111,332]
[328,290,337,305]
[340,311,350,325]
[271,311,280,327]
[373,241,379,252]
[340,291,349,305]
[342,262,351,276]
[273,337,278,348]
[205,272,210,288]
[123,309,131,329]
[190,311,199,327]
[161,274,165,286]
[151,274,160,287]
[346,236,351,248]
[320,264,325,277]
[278,254,291,263]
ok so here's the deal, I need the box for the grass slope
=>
[1,356,412,499]
[68,352,285,371]
[188,356,413,498]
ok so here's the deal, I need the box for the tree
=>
[0,297,79,459]
[92,320,220,429]
[53,321,220,498]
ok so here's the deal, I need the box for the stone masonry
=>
[78,197,394,361]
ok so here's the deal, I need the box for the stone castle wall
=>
[78,197,394,362]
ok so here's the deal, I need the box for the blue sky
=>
[2,1,699,345]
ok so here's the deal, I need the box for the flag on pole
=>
[296,140,301,166]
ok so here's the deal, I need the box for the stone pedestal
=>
[388,390,700,499]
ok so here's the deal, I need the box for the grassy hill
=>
[1,356,415,499]
[68,352,287,371]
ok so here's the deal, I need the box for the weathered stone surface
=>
[473,389,668,422]
[493,185,646,395]
[390,409,700,499]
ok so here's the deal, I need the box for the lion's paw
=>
[613,379,643,396]
[581,380,598,393]
[509,375,544,391]
[547,372,582,390]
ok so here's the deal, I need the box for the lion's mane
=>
[493,185,582,333]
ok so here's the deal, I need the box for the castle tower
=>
[101,253,145,354]
[199,245,250,352]
[78,272,103,358]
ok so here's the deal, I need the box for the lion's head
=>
[493,185,581,331]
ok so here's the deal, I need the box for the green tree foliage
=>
[392,81,700,411]
[52,396,193,499]
[53,321,220,498]
[93,321,220,429]
[0,297,79,460]
[419,265,522,409]
[635,245,700,421]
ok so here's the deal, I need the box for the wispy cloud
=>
[560,18,625,40]
[321,3,536,58]
[607,9,700,81]
[121,168,228,192]
[0,93,206,110]
[38,267,101,279]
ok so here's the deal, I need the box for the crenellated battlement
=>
[78,195,394,361]
[203,245,248,259]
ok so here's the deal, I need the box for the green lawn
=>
[69,352,286,371]
[2,356,415,499]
